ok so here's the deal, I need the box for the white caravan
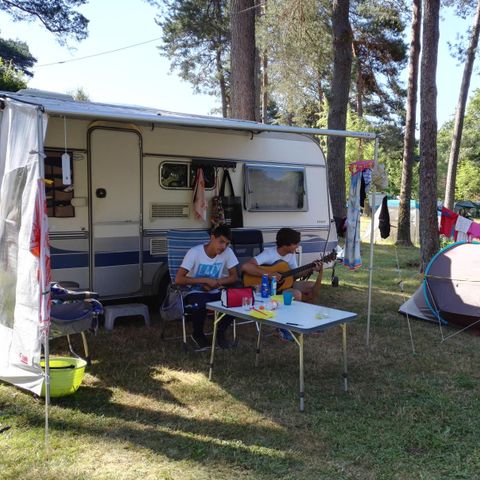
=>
[0,89,358,300]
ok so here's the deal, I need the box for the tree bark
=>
[230,0,256,120]
[397,0,421,247]
[419,0,440,270]
[327,0,353,218]
[444,0,480,210]
[216,49,228,118]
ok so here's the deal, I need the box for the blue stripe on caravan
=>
[51,253,89,269]
[94,251,139,267]
[52,250,166,269]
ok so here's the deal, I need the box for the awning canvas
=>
[0,99,49,395]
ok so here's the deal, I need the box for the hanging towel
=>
[467,221,480,240]
[439,207,458,238]
[192,168,207,221]
[378,195,391,239]
[455,215,472,242]
[344,171,362,270]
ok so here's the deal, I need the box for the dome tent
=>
[399,242,480,331]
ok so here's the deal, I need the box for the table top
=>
[206,300,357,334]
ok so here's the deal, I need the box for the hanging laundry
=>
[455,215,472,242]
[439,207,458,238]
[467,221,480,240]
[359,168,373,208]
[344,171,362,269]
[360,174,366,208]
[378,195,391,239]
[363,168,372,188]
[192,168,207,221]
[371,162,388,190]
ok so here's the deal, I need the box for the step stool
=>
[104,303,150,331]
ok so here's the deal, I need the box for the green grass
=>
[2,241,480,479]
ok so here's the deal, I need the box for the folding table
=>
[206,300,357,411]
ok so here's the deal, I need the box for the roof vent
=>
[16,89,74,101]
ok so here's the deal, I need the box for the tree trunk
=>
[397,0,421,247]
[230,0,256,120]
[262,53,268,123]
[327,0,353,218]
[444,0,480,210]
[216,49,228,118]
[419,0,440,270]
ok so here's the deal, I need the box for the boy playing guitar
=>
[240,228,325,303]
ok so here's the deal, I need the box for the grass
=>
[2,240,480,479]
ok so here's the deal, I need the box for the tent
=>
[363,198,420,245]
[399,242,480,331]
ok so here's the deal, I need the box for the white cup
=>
[242,296,253,310]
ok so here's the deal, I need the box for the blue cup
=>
[283,291,293,306]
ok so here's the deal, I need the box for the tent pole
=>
[366,136,379,346]
[36,107,50,450]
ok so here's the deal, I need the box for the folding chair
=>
[49,282,103,366]
[163,229,211,350]
[230,229,264,337]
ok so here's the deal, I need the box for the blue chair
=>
[50,282,103,365]
[162,230,211,349]
[230,229,264,337]
[231,229,264,273]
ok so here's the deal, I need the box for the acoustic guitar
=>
[242,251,337,291]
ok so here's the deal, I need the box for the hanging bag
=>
[159,284,185,322]
[210,171,226,229]
[218,169,244,228]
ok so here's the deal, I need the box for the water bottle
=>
[261,274,270,298]
[271,276,277,297]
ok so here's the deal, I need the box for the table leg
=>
[208,311,223,381]
[255,322,262,367]
[299,333,305,412]
[341,323,348,392]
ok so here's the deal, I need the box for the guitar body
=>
[242,261,294,291]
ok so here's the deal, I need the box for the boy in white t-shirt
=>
[175,225,239,350]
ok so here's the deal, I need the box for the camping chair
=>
[163,229,211,349]
[230,229,264,337]
[49,282,103,366]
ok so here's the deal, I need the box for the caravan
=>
[0,90,367,300]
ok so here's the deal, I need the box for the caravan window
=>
[44,150,75,218]
[159,161,216,189]
[244,164,308,211]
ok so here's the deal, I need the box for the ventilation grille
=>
[150,237,168,256]
[151,203,190,218]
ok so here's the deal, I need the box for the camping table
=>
[206,300,357,411]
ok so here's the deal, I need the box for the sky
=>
[0,1,479,127]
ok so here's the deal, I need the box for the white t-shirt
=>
[254,246,298,270]
[180,244,239,279]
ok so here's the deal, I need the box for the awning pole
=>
[366,136,379,346]
[36,107,50,449]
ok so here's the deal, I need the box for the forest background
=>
[2,0,480,266]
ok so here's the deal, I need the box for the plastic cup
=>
[242,296,253,310]
[283,291,293,306]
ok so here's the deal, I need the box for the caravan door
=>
[89,128,142,296]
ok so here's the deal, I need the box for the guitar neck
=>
[279,252,335,280]
[281,262,317,280]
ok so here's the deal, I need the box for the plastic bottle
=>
[261,274,270,298]
[270,276,277,297]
